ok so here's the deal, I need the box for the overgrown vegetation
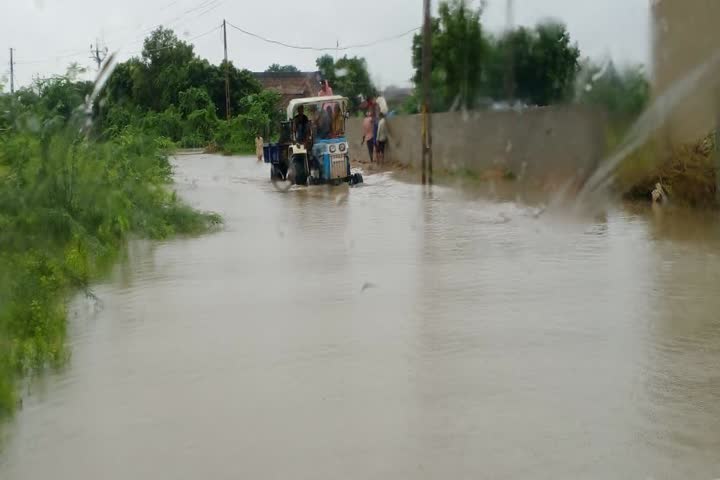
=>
[409,0,581,111]
[99,27,282,153]
[0,65,221,416]
[405,1,650,121]
[0,24,385,415]
[617,133,718,207]
[316,54,378,113]
[406,0,715,205]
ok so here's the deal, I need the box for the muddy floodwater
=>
[2,154,720,479]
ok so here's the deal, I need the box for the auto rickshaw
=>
[264,95,363,186]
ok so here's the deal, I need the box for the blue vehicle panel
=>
[263,143,282,165]
[312,138,348,180]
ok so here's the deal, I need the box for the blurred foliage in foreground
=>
[406,0,651,122]
[0,75,221,416]
[410,0,581,111]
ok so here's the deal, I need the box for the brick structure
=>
[253,71,322,109]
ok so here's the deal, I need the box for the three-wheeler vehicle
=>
[264,95,363,186]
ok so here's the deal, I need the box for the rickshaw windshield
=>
[312,101,345,140]
[288,97,348,141]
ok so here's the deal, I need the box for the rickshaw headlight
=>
[339,143,347,152]
[329,145,337,153]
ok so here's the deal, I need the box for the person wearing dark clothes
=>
[293,105,309,142]
[317,106,332,140]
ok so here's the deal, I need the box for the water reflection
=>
[639,233,720,478]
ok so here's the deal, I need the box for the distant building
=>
[382,85,413,111]
[253,71,322,109]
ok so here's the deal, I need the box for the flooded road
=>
[2,154,720,479]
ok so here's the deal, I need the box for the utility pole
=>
[90,41,108,70]
[506,0,515,29]
[504,0,515,103]
[223,19,231,120]
[421,0,433,185]
[9,48,15,94]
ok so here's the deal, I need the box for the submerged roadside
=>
[0,124,221,417]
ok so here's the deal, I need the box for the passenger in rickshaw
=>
[332,103,343,137]
[316,105,333,140]
[293,105,309,142]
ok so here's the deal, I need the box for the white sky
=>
[0,0,650,90]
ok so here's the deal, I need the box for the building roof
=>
[253,71,322,106]
[383,85,413,101]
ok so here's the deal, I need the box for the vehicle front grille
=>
[330,154,347,179]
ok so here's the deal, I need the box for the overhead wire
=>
[121,23,222,56]
[102,0,223,52]
[12,0,217,66]
[9,14,417,76]
[14,48,93,66]
[226,22,420,52]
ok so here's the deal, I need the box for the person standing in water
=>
[255,133,264,162]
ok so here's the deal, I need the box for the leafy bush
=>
[142,107,184,141]
[0,89,220,416]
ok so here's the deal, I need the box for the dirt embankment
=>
[620,133,718,208]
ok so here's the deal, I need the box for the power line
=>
[14,48,90,66]
[122,24,222,56]
[226,21,420,52]
[7,20,412,90]
[12,24,220,70]
[102,0,224,53]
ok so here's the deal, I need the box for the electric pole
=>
[9,48,15,94]
[506,0,515,29]
[421,0,433,186]
[223,19,231,120]
[90,41,108,70]
[504,0,515,103]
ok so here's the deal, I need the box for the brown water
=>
[2,154,720,479]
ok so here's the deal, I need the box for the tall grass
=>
[0,105,220,416]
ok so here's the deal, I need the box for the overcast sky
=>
[0,0,650,90]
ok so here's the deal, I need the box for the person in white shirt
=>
[375,112,388,164]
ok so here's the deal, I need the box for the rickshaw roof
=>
[287,95,348,119]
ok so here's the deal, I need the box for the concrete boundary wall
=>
[346,107,606,182]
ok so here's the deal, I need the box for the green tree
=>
[315,54,377,112]
[266,64,300,73]
[213,90,282,153]
[178,87,215,117]
[32,76,93,120]
[103,59,141,108]
[492,21,580,105]
[412,0,487,110]
[184,58,261,119]
[134,27,196,111]
[577,60,649,121]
